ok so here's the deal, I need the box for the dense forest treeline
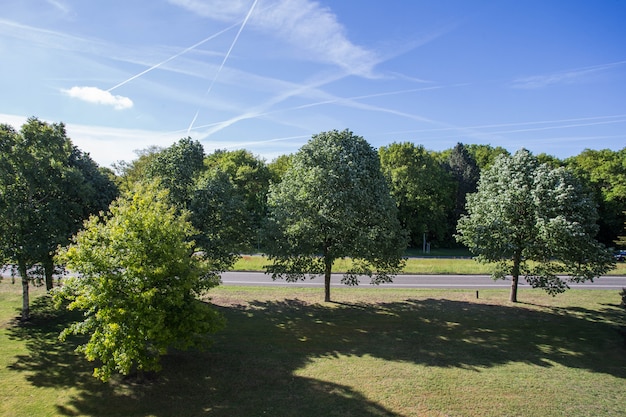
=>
[112,135,626,251]
[3,118,625,264]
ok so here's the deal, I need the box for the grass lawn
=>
[235,254,626,275]
[1,279,625,417]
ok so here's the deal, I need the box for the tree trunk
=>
[44,253,54,291]
[324,256,332,302]
[19,259,30,321]
[510,253,521,303]
[510,275,519,303]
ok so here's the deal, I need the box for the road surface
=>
[221,271,626,290]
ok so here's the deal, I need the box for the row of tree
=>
[3,119,626,313]
[380,142,626,251]
[1,119,622,380]
[116,135,626,253]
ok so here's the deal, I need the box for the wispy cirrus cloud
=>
[45,0,72,16]
[169,0,378,76]
[62,86,133,110]
[187,0,259,133]
[0,18,101,52]
[189,74,445,140]
[511,60,626,89]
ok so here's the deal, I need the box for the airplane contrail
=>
[187,0,259,134]
[191,81,443,138]
[106,22,240,93]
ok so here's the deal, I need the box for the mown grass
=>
[1,279,625,417]
[235,254,626,275]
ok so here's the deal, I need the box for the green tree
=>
[54,182,224,381]
[138,140,250,271]
[144,138,205,208]
[536,153,564,168]
[0,118,115,319]
[263,130,407,302]
[40,148,118,290]
[190,169,250,267]
[379,142,455,247]
[445,143,480,240]
[267,154,293,184]
[204,149,272,240]
[456,149,615,302]
[566,148,626,246]
[112,145,163,192]
[465,144,510,170]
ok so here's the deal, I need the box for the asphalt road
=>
[221,271,626,290]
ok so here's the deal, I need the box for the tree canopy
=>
[465,144,510,170]
[0,118,117,320]
[144,137,205,208]
[566,148,626,246]
[263,129,407,302]
[190,169,250,268]
[54,181,224,381]
[379,142,455,247]
[139,140,252,269]
[204,149,272,244]
[456,149,615,302]
[267,154,293,184]
[445,143,480,240]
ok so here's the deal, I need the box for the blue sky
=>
[1,0,625,168]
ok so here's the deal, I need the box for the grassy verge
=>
[235,254,626,275]
[1,279,625,416]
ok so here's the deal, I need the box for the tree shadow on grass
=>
[6,296,399,417]
[228,297,626,375]
[6,294,626,416]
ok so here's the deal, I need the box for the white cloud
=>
[62,86,133,110]
[169,0,378,76]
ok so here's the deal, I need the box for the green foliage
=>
[131,141,251,269]
[536,152,565,167]
[0,118,116,318]
[379,142,455,246]
[465,144,510,170]
[112,145,163,192]
[204,149,272,239]
[70,152,119,218]
[54,182,224,381]
[444,143,480,241]
[0,119,71,264]
[264,129,407,301]
[456,149,615,301]
[144,137,205,208]
[267,154,293,183]
[566,147,626,246]
[190,169,250,265]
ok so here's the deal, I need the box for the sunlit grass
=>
[1,279,625,416]
[235,254,626,275]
